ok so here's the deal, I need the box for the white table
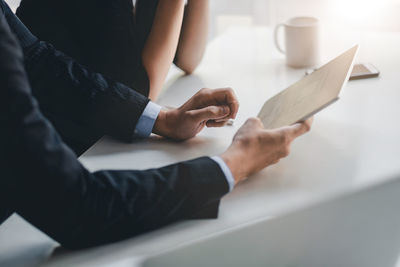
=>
[2,26,400,267]
[51,26,400,266]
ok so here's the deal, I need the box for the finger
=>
[303,117,314,129]
[272,159,280,165]
[228,98,240,119]
[218,88,239,119]
[285,120,312,139]
[198,88,240,119]
[214,118,229,123]
[245,117,264,128]
[206,120,228,128]
[189,105,230,122]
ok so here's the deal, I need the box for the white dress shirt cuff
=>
[134,101,162,138]
[211,156,235,192]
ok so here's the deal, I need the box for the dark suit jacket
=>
[2,0,151,155]
[0,3,229,249]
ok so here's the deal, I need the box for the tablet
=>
[258,45,358,129]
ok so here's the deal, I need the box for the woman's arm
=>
[141,0,185,100]
[175,0,209,74]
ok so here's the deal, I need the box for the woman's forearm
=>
[142,0,185,100]
[175,0,209,74]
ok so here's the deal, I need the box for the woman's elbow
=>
[176,57,202,75]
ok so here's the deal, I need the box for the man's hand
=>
[153,88,239,140]
[220,117,313,184]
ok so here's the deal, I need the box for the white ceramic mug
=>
[274,17,320,68]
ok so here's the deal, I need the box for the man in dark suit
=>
[2,0,237,156]
[0,0,311,249]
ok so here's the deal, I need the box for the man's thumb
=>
[190,105,229,121]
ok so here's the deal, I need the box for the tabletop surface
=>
[1,26,400,267]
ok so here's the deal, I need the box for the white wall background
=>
[210,0,400,34]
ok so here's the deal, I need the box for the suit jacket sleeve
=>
[1,0,150,144]
[0,12,229,249]
[23,40,150,143]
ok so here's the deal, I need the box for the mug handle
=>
[274,23,285,54]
